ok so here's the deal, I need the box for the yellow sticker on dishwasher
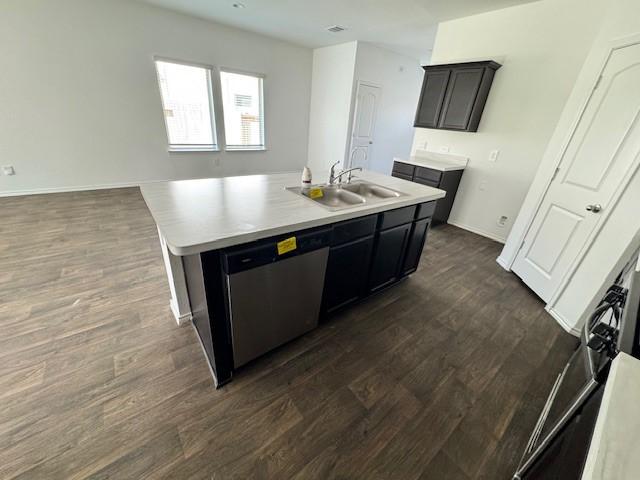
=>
[277,236,297,255]
[309,187,323,199]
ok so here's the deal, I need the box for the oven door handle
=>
[522,366,565,462]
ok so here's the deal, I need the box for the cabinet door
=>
[401,218,430,277]
[322,236,374,313]
[414,69,451,128]
[369,223,412,292]
[438,67,484,131]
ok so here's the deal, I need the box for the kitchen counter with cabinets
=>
[392,152,467,224]
[141,171,445,387]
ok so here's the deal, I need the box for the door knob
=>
[586,204,602,213]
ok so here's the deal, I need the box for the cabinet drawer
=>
[392,161,415,177]
[414,166,442,183]
[331,215,377,246]
[379,205,417,230]
[413,176,440,188]
[416,201,437,220]
[392,171,413,182]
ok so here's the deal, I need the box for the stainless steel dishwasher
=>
[221,228,331,368]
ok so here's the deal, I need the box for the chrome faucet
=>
[349,147,367,170]
[334,167,363,184]
[328,161,363,185]
[328,161,341,185]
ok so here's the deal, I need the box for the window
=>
[220,71,265,150]
[155,60,217,151]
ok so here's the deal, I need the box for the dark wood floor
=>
[0,187,578,479]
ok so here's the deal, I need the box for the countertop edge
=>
[393,157,467,172]
[581,352,640,480]
[165,191,445,256]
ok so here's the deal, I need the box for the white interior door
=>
[348,82,380,169]
[512,41,640,302]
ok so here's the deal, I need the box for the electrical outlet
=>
[439,146,450,153]
[497,215,508,227]
[2,165,15,176]
[479,181,488,191]
[489,150,500,162]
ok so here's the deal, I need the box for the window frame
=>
[219,68,267,152]
[154,56,220,153]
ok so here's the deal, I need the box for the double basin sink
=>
[286,180,407,211]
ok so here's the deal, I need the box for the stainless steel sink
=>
[341,181,402,199]
[286,180,405,211]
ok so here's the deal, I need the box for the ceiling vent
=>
[326,25,346,33]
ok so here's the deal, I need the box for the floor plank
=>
[0,187,577,479]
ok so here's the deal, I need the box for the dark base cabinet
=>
[322,235,374,314]
[392,160,463,224]
[185,202,436,387]
[323,203,434,314]
[402,218,431,276]
[369,223,412,292]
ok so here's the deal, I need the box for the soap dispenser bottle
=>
[301,166,312,186]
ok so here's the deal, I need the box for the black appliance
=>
[513,245,640,479]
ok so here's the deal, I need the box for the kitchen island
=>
[141,170,445,387]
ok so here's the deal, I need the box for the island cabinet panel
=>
[369,222,412,292]
[322,235,375,314]
[183,251,234,387]
[379,205,417,230]
[330,215,377,246]
[401,218,431,277]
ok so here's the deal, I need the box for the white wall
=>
[352,43,423,174]
[0,0,312,195]
[307,41,423,178]
[306,42,358,177]
[411,0,603,242]
[500,0,640,332]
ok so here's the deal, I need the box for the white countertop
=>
[394,150,469,172]
[582,352,640,480]
[140,170,445,255]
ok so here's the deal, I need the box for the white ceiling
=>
[139,0,536,61]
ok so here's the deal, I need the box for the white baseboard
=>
[546,306,581,337]
[496,255,511,271]
[170,299,192,326]
[446,220,507,244]
[0,179,164,197]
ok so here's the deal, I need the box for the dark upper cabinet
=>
[414,69,450,128]
[323,236,374,314]
[414,61,501,132]
[369,223,412,292]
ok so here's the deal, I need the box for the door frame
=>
[504,33,640,320]
[347,80,382,168]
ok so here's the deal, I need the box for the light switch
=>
[489,150,500,162]
[2,165,15,176]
